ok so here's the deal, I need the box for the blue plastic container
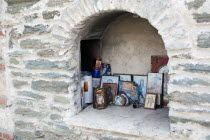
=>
[92,67,100,78]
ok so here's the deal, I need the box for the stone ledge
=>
[67,106,170,139]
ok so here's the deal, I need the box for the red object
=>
[0,97,7,105]
[93,67,100,70]
[3,133,13,140]
[0,31,4,36]
[0,65,5,71]
[151,56,169,73]
[94,58,102,68]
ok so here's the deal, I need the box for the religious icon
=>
[133,75,147,104]
[144,93,157,109]
[147,73,163,94]
[93,88,107,109]
[103,83,117,104]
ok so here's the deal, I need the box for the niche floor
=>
[68,106,170,139]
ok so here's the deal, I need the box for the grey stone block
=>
[15,130,44,139]
[5,0,40,14]
[8,50,30,57]
[25,59,70,70]
[17,91,45,100]
[23,24,48,34]
[25,13,38,22]
[15,108,42,117]
[170,116,210,128]
[193,13,210,23]
[50,114,63,120]
[10,58,20,65]
[171,78,210,86]
[13,80,28,88]
[50,105,67,112]
[31,80,69,93]
[171,53,193,59]
[40,72,70,78]
[11,71,32,77]
[197,32,210,48]
[15,121,35,129]
[37,49,56,57]
[173,64,210,73]
[47,0,73,7]
[9,28,21,39]
[20,39,49,49]
[16,100,33,106]
[169,91,210,104]
[54,96,70,104]
[185,0,206,10]
[43,10,60,20]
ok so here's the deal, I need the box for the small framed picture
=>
[114,74,132,81]
[118,81,138,103]
[133,75,147,103]
[93,88,107,109]
[101,63,111,75]
[147,73,163,94]
[114,95,126,106]
[103,83,118,104]
[100,76,119,88]
[144,93,157,110]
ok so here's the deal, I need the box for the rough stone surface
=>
[15,121,34,129]
[9,28,21,39]
[23,24,48,34]
[171,53,193,59]
[47,0,73,7]
[8,50,30,57]
[17,91,45,100]
[170,116,210,128]
[169,91,210,104]
[16,100,33,106]
[25,59,73,70]
[13,80,28,88]
[50,114,63,121]
[185,0,206,10]
[31,80,69,93]
[20,39,49,49]
[11,71,32,77]
[25,13,38,22]
[15,108,43,117]
[54,96,70,104]
[42,10,60,20]
[171,78,210,87]
[37,49,56,57]
[40,72,70,78]
[15,130,44,139]
[9,58,19,65]
[197,32,210,48]
[5,0,40,14]
[173,64,210,73]
[193,13,210,23]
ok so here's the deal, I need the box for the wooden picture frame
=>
[93,88,108,109]
[103,83,118,104]
[144,93,157,110]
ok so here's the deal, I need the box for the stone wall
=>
[0,0,209,139]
